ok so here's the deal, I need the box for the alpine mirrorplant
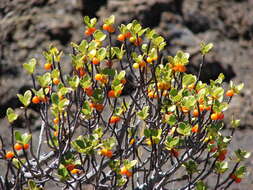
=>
[1,15,250,190]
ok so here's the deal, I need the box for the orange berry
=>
[192,125,199,133]
[193,109,199,117]
[129,138,135,145]
[205,105,211,111]
[117,34,125,42]
[148,91,155,99]
[44,63,52,70]
[95,104,104,112]
[125,32,132,38]
[6,151,14,159]
[226,89,234,97]
[173,64,186,72]
[108,90,116,98]
[14,143,23,151]
[178,65,186,72]
[78,67,86,77]
[109,116,121,124]
[120,167,132,177]
[53,78,60,85]
[100,148,113,158]
[53,118,59,125]
[211,113,219,120]
[71,169,80,174]
[89,102,96,109]
[32,96,40,104]
[66,164,76,171]
[95,74,103,81]
[40,96,48,103]
[23,143,29,150]
[92,57,100,65]
[181,106,189,113]
[84,86,94,96]
[199,104,205,112]
[146,57,153,63]
[53,131,58,137]
[103,24,115,33]
[139,61,146,67]
[121,79,127,84]
[95,74,108,84]
[218,112,224,120]
[85,27,96,36]
[102,24,110,31]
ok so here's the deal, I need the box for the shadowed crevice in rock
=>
[46,28,72,46]
[187,62,236,83]
[80,0,107,17]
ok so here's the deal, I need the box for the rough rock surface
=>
[0,0,253,189]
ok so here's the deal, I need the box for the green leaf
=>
[184,160,199,174]
[93,30,106,41]
[58,164,69,181]
[82,101,92,116]
[137,106,149,120]
[6,108,18,123]
[101,68,115,77]
[83,16,91,27]
[22,133,32,144]
[231,116,240,128]
[37,73,51,88]
[58,99,70,112]
[215,161,228,174]
[182,74,196,87]
[51,93,59,105]
[235,166,247,178]
[164,114,177,126]
[144,129,151,138]
[51,69,60,78]
[104,15,115,25]
[97,48,107,60]
[177,122,191,136]
[195,181,208,190]
[165,136,179,150]
[67,75,80,89]
[181,96,196,108]
[14,131,23,143]
[17,90,32,107]
[200,42,213,55]
[234,149,251,161]
[23,58,36,74]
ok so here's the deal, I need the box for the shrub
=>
[1,15,250,190]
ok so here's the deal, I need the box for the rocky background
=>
[0,0,253,189]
